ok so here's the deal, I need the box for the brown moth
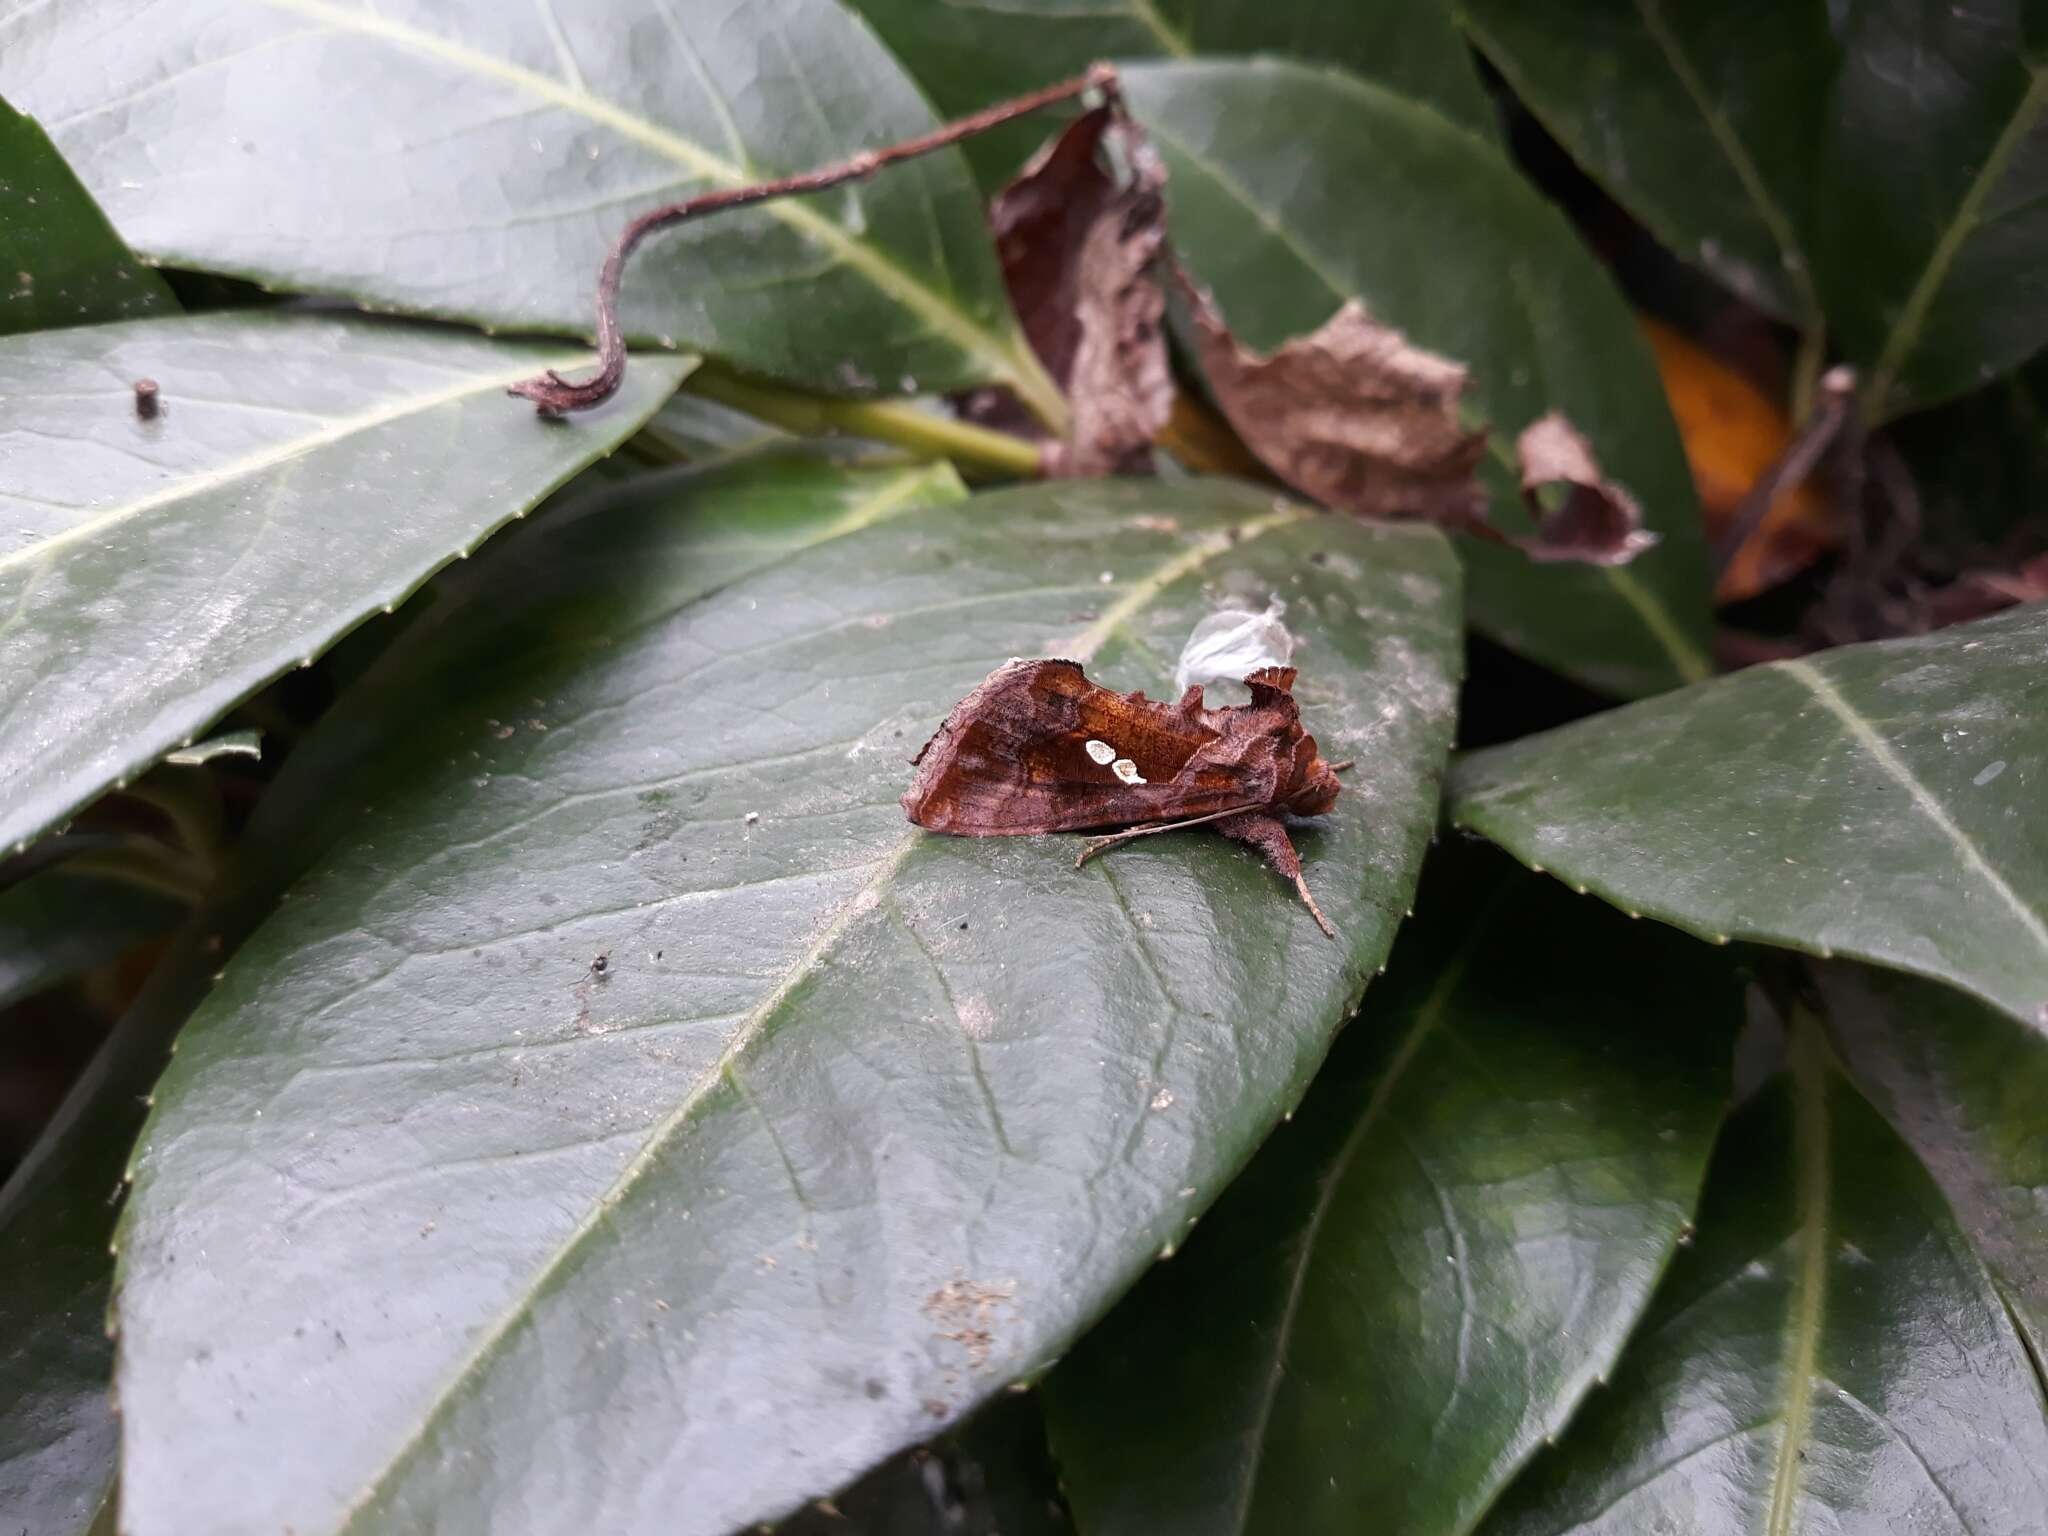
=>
[901,658,1345,936]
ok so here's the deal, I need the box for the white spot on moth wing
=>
[1112,758,1147,785]
[1085,739,1117,765]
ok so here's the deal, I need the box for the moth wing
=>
[904,659,1263,834]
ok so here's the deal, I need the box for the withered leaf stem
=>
[510,65,1122,418]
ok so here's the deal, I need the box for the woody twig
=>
[511,63,1122,417]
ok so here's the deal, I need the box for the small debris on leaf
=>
[133,378,161,419]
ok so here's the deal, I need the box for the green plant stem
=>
[683,364,1044,480]
[124,769,226,877]
[1789,326,1826,425]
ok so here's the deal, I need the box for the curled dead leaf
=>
[1176,271,1488,527]
[1511,413,1659,566]
[989,106,1173,476]
[1924,552,2048,628]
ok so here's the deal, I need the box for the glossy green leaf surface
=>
[1822,963,2048,1363]
[111,475,1461,1535]
[846,0,1492,187]
[0,448,961,1536]
[1456,0,2048,417]
[0,311,684,857]
[1045,863,1738,1536]
[0,95,174,336]
[0,871,181,1012]
[1452,605,2048,1028]
[1124,60,1711,698]
[0,0,1050,414]
[1479,1036,2048,1536]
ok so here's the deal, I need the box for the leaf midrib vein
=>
[1630,0,1820,329]
[1230,907,1494,1530]
[334,500,1311,1529]
[1765,1025,1832,1536]
[250,0,1046,411]
[1865,65,2048,414]
[1777,657,2048,962]
[0,350,579,582]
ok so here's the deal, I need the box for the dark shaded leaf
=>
[1478,1029,2048,1536]
[0,94,174,336]
[1822,963,2048,1363]
[0,872,182,1013]
[1045,861,1739,1536]
[844,0,1493,187]
[0,311,685,856]
[781,1393,1073,1536]
[1451,605,2048,1029]
[992,109,1172,475]
[1456,0,2048,417]
[110,475,1461,1535]
[0,0,1055,415]
[1126,59,1712,697]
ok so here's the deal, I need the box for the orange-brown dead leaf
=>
[1640,316,1840,602]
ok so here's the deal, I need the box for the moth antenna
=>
[1295,875,1338,940]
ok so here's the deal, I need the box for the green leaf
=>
[0,871,182,1013]
[1451,605,2048,1029]
[1477,1026,2048,1536]
[1821,963,2048,1366]
[0,95,175,336]
[0,448,979,1536]
[0,311,685,857]
[1044,861,1739,1536]
[1455,0,2048,418]
[0,0,1055,417]
[0,1065,124,1536]
[0,923,230,1536]
[844,0,1493,187]
[111,474,1460,1536]
[1123,59,1712,699]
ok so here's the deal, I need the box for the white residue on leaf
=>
[1974,760,2007,786]
[1173,598,1293,697]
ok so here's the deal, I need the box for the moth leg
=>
[1073,804,1266,868]
[1328,759,1355,774]
[1074,820,1192,866]
[1216,812,1337,940]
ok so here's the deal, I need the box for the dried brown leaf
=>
[1512,412,1659,565]
[1924,551,2048,628]
[1176,272,1488,527]
[989,107,1172,476]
